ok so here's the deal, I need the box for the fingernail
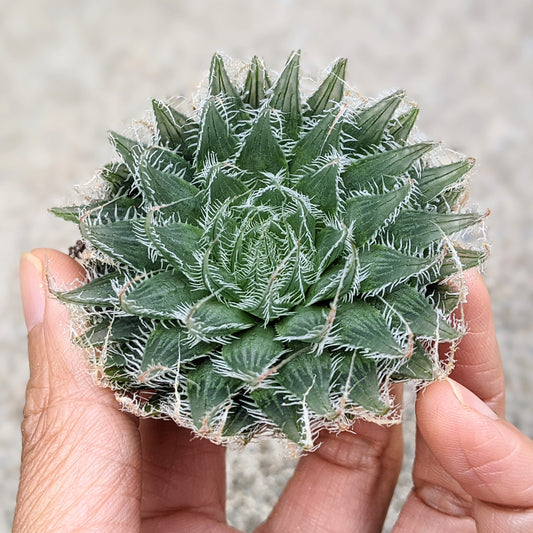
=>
[445,378,499,420]
[20,252,46,331]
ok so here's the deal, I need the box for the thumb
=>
[417,378,533,531]
[20,249,96,411]
[15,249,140,532]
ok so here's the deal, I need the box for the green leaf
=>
[209,54,248,131]
[387,210,483,251]
[314,225,346,273]
[79,197,140,224]
[50,196,139,224]
[196,99,238,169]
[429,283,462,315]
[434,186,469,213]
[275,305,330,343]
[145,146,195,179]
[284,197,316,246]
[334,353,389,414]
[138,149,200,217]
[343,184,411,246]
[108,131,144,173]
[56,271,124,307]
[145,218,202,273]
[358,245,434,293]
[222,397,257,437]
[100,345,130,384]
[251,388,304,445]
[77,316,142,346]
[342,142,434,192]
[201,253,242,303]
[186,300,255,339]
[236,111,288,176]
[306,252,357,305]
[152,100,186,146]
[290,108,343,173]
[120,270,205,319]
[392,342,435,380]
[270,51,302,140]
[187,360,241,429]
[416,159,474,204]
[374,285,460,341]
[141,324,213,371]
[436,246,487,280]
[306,57,347,116]
[152,99,198,160]
[206,168,248,204]
[334,300,404,356]
[100,162,134,194]
[275,350,334,415]
[388,107,419,145]
[50,205,84,223]
[221,326,284,380]
[80,218,158,272]
[208,53,244,108]
[343,90,405,152]
[295,158,340,214]
[243,55,272,108]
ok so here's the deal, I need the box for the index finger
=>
[447,269,505,416]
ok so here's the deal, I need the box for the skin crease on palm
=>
[14,248,533,533]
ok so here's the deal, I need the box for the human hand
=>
[392,270,533,532]
[15,249,533,532]
[256,269,533,532]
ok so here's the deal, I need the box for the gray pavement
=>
[1,1,532,531]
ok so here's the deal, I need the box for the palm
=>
[139,420,236,532]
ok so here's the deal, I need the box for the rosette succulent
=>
[53,52,487,449]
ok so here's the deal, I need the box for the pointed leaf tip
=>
[188,360,241,429]
[152,100,188,148]
[295,158,340,215]
[342,142,435,192]
[306,57,347,116]
[56,271,124,307]
[343,89,406,152]
[270,51,302,140]
[290,106,344,173]
[343,184,411,246]
[208,52,242,103]
[416,158,475,204]
[196,99,239,169]
[358,245,435,294]
[243,55,272,108]
[108,131,143,173]
[236,110,288,176]
[388,106,419,145]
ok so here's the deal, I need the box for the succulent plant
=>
[53,51,487,449]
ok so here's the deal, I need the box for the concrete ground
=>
[1,1,532,531]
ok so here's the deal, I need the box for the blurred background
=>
[1,1,532,531]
